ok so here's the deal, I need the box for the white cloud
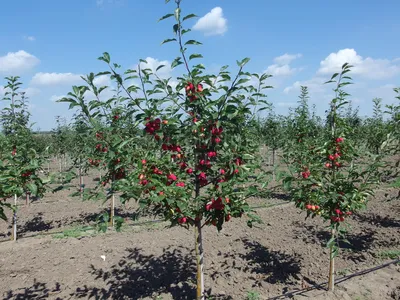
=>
[367,84,398,100]
[83,75,115,101]
[283,77,327,95]
[193,7,227,36]
[277,102,296,107]
[22,87,41,97]
[93,74,111,86]
[265,53,303,77]
[24,36,36,41]
[0,50,40,73]
[50,95,66,102]
[138,57,173,79]
[266,64,298,76]
[318,48,400,79]
[96,0,124,8]
[30,72,82,86]
[274,53,302,65]
[0,85,5,96]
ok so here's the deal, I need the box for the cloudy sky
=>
[0,0,399,130]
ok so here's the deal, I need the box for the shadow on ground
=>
[241,239,302,285]
[17,213,53,235]
[355,213,400,228]
[294,224,376,251]
[215,238,302,289]
[73,246,199,299]
[3,280,61,300]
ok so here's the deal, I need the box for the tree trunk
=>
[195,220,205,300]
[272,148,276,181]
[78,161,84,200]
[26,193,30,206]
[11,194,17,241]
[109,193,115,227]
[109,175,115,228]
[328,228,336,291]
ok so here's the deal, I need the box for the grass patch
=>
[389,177,400,188]
[246,291,260,300]
[375,249,400,260]
[52,225,96,239]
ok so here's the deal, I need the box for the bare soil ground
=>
[0,161,399,300]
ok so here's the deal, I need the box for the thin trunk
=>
[11,194,17,241]
[328,228,336,291]
[195,221,205,300]
[78,161,83,199]
[26,193,30,206]
[109,174,115,227]
[272,148,276,181]
[194,173,204,300]
[329,97,336,291]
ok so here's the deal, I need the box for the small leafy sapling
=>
[364,98,389,155]
[283,64,383,291]
[258,109,285,180]
[282,86,323,182]
[59,73,142,229]
[0,76,47,240]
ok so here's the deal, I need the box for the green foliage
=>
[283,64,384,258]
[246,291,260,300]
[0,76,47,220]
[59,0,272,233]
[375,249,400,260]
[363,98,389,154]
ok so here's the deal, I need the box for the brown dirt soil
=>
[0,165,399,299]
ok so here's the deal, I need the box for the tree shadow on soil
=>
[73,246,198,299]
[3,280,61,299]
[54,208,139,228]
[296,225,375,262]
[241,239,302,285]
[216,239,301,287]
[355,213,400,228]
[17,213,53,235]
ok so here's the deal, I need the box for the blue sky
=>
[0,0,399,130]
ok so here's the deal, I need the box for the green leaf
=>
[98,52,110,64]
[183,14,198,21]
[237,57,250,67]
[185,40,202,46]
[236,78,250,86]
[173,24,179,34]
[161,38,177,45]
[158,13,174,22]
[189,53,203,60]
[26,183,38,196]
[174,8,181,21]
[171,57,182,69]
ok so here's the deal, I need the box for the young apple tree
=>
[60,0,271,298]
[0,76,47,240]
[283,64,384,291]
